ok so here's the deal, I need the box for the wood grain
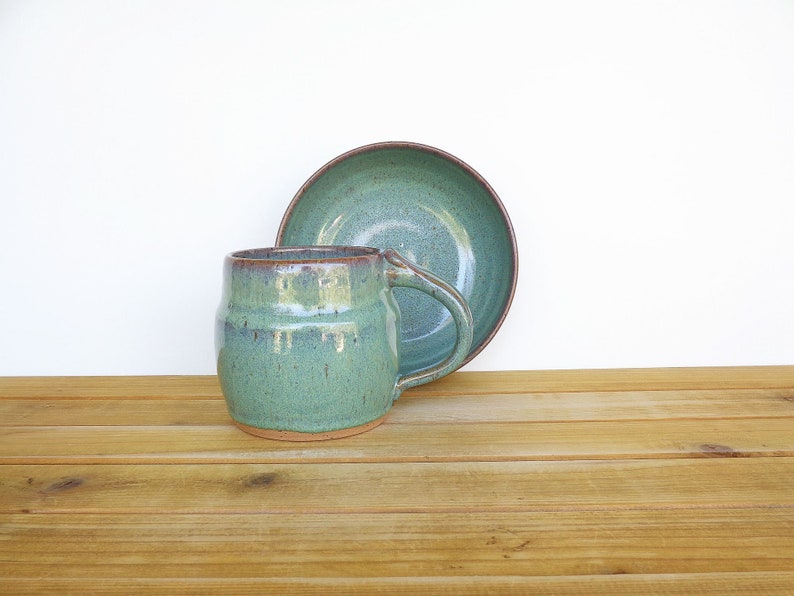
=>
[2,574,793,595]
[2,459,793,514]
[1,418,792,463]
[408,366,794,395]
[2,365,793,398]
[2,388,792,426]
[1,509,792,577]
[1,368,793,593]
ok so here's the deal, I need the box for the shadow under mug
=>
[215,246,473,440]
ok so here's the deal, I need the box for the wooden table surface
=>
[1,367,793,594]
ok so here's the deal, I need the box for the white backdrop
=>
[1,0,793,376]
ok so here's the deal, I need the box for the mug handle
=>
[383,248,474,395]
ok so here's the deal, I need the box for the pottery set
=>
[215,142,518,440]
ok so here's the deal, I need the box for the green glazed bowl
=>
[276,141,517,374]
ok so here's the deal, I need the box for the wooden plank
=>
[2,388,793,427]
[394,388,794,423]
[2,574,794,595]
[406,366,794,395]
[1,510,792,578]
[2,366,793,399]
[0,375,223,399]
[0,398,228,426]
[1,418,791,463]
[2,459,793,514]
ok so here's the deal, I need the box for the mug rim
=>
[228,245,381,264]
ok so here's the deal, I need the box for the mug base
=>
[233,414,388,441]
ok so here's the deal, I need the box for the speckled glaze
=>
[215,246,473,440]
[276,141,517,375]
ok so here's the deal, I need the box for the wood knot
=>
[699,443,740,457]
[242,473,277,488]
[41,477,84,493]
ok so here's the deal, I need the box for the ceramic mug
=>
[215,246,473,440]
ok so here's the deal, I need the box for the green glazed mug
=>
[215,246,473,440]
